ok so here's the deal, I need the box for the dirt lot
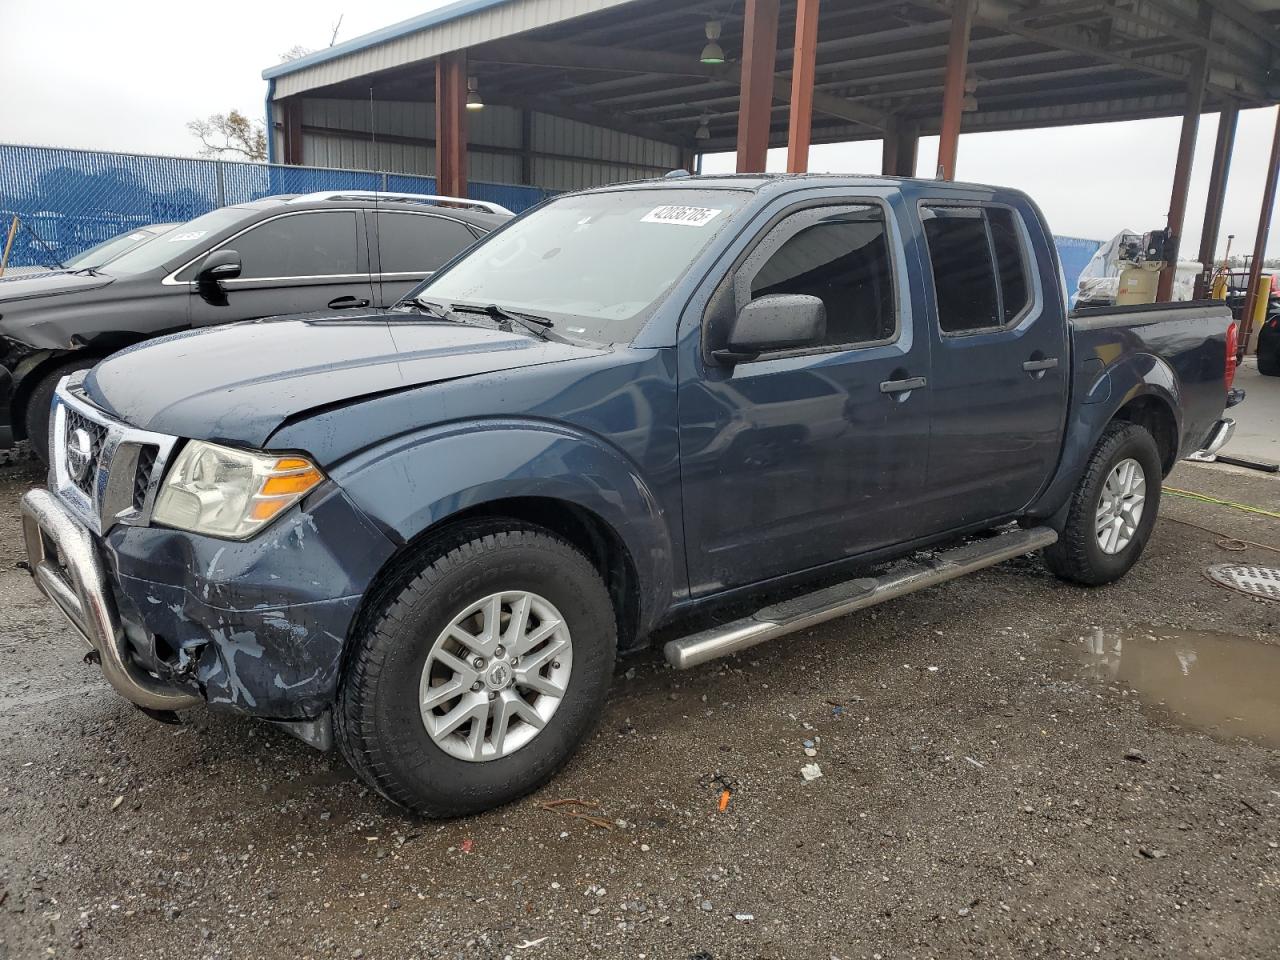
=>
[0,454,1277,960]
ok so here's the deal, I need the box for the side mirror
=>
[195,249,242,283]
[714,293,826,364]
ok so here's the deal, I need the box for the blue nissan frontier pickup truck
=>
[22,174,1242,816]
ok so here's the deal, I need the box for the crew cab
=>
[0,191,510,461]
[21,174,1241,817]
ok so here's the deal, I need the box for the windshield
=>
[417,188,748,343]
[103,207,249,276]
[64,226,170,270]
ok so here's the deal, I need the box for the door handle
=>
[328,296,370,309]
[880,376,927,394]
[1022,357,1059,372]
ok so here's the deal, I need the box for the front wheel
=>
[336,521,616,817]
[1043,422,1162,586]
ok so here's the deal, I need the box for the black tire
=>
[1043,421,1162,587]
[23,357,97,466]
[336,520,617,817]
[1259,333,1279,376]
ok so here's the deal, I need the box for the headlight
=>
[152,441,324,540]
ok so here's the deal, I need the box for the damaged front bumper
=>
[21,483,397,737]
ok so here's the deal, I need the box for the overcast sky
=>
[2,0,1278,256]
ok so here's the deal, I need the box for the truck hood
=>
[0,271,114,303]
[84,312,606,447]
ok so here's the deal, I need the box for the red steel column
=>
[283,97,304,165]
[736,0,781,173]
[1240,105,1280,360]
[1156,51,1208,302]
[786,0,821,173]
[936,0,975,181]
[1194,105,1239,299]
[435,50,469,199]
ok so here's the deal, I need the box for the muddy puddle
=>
[1066,625,1280,747]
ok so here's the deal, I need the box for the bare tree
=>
[186,110,267,162]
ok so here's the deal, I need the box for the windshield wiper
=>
[391,297,454,320]
[449,303,554,340]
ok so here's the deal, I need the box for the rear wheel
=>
[23,358,97,466]
[1043,422,1162,586]
[336,521,616,817]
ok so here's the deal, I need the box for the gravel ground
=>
[0,458,1277,960]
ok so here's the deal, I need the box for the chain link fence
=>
[0,144,551,269]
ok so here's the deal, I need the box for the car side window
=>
[920,204,1032,333]
[987,208,1031,324]
[376,212,480,274]
[230,211,360,280]
[747,205,897,349]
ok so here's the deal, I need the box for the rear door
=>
[916,201,1068,529]
[186,209,374,326]
[370,211,485,307]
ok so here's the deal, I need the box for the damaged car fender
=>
[326,418,675,638]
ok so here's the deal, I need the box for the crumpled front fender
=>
[329,418,674,637]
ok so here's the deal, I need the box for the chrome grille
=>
[63,407,109,498]
[50,379,177,535]
[133,445,158,511]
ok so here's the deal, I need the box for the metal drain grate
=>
[1206,564,1280,602]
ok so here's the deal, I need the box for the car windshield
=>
[417,188,748,344]
[64,226,171,270]
[103,207,249,276]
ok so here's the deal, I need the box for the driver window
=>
[749,206,897,348]
[227,211,360,280]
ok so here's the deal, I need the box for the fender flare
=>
[1029,352,1181,524]
[327,418,675,635]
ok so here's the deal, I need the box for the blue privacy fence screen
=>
[1054,235,1105,304]
[0,144,553,268]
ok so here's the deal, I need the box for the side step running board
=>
[664,526,1058,670]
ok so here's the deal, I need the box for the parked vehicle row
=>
[20,173,1242,817]
[0,191,511,459]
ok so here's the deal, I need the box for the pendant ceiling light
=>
[696,116,711,140]
[700,20,725,65]
[466,76,484,111]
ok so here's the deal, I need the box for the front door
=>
[916,202,1068,530]
[188,209,374,326]
[678,198,932,596]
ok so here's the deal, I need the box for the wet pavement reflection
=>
[1071,625,1280,748]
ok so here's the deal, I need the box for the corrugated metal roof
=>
[265,0,642,99]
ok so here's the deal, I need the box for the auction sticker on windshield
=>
[640,205,722,227]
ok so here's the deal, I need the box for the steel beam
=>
[1240,106,1280,360]
[937,0,976,180]
[882,116,919,176]
[283,97,304,165]
[1195,105,1238,299]
[787,0,822,172]
[1157,48,1208,302]
[435,50,468,200]
[738,0,782,172]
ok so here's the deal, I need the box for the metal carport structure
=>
[263,0,1280,339]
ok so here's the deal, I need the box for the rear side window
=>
[749,206,897,348]
[376,212,479,274]
[232,211,360,280]
[921,204,1031,333]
